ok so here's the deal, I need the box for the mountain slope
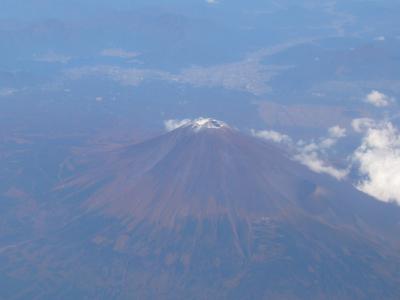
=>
[1,118,400,299]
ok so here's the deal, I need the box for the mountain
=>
[1,118,400,300]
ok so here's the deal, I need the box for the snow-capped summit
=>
[187,117,229,131]
[164,117,231,132]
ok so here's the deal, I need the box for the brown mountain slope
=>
[1,118,400,299]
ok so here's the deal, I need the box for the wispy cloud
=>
[351,118,376,133]
[0,88,16,97]
[100,48,140,59]
[251,129,292,144]
[164,119,192,131]
[328,125,347,138]
[34,51,71,64]
[364,90,393,107]
[374,36,385,41]
[294,126,348,180]
[294,149,349,180]
[252,126,348,180]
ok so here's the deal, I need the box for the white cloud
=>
[34,51,71,64]
[251,120,400,201]
[352,121,400,204]
[328,125,346,138]
[294,126,348,180]
[294,150,349,180]
[164,119,192,131]
[251,129,292,144]
[206,0,219,4]
[252,126,348,180]
[319,126,347,149]
[0,88,16,97]
[351,118,376,133]
[364,90,393,107]
[101,48,140,59]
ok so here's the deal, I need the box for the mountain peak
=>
[185,117,230,131]
[54,117,400,299]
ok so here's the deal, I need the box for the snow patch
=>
[164,117,230,132]
[190,118,229,130]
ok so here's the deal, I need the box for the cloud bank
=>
[352,119,400,204]
[166,116,400,204]
[253,119,400,204]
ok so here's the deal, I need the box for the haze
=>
[1,1,400,299]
